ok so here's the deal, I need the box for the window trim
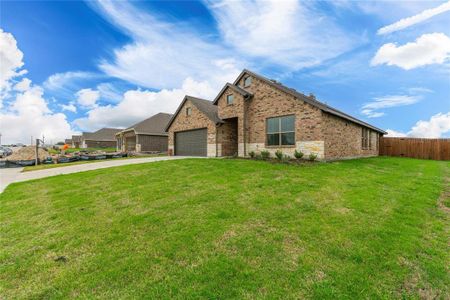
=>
[226,94,234,105]
[361,128,370,150]
[186,107,192,116]
[265,114,296,147]
[243,76,252,87]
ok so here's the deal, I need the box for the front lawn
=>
[1,157,448,298]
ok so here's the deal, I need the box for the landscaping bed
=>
[0,157,448,298]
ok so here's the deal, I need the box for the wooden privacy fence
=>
[380,137,450,161]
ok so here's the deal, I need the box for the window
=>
[266,115,295,146]
[361,128,370,149]
[226,94,234,105]
[244,76,252,87]
[186,107,192,116]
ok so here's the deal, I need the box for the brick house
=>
[115,113,172,153]
[81,128,121,148]
[165,69,386,160]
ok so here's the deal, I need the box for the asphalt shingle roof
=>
[188,96,222,124]
[165,96,221,131]
[83,128,121,141]
[122,113,173,136]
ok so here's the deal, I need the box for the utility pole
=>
[35,139,39,166]
[35,138,45,166]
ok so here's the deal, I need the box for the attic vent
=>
[270,79,279,84]
[309,93,316,100]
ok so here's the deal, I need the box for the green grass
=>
[22,154,165,172]
[1,157,448,299]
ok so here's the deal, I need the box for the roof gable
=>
[84,128,122,141]
[233,69,386,134]
[122,113,173,136]
[165,96,222,131]
[213,83,252,105]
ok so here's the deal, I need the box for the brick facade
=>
[167,98,218,157]
[323,113,379,159]
[167,70,384,160]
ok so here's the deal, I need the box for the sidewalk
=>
[0,156,189,193]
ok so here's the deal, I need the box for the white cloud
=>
[352,1,441,21]
[73,77,215,131]
[407,87,434,94]
[205,0,358,69]
[371,33,450,70]
[377,1,450,35]
[0,29,27,91]
[0,30,76,144]
[75,88,100,108]
[361,94,421,118]
[361,110,385,118]
[92,0,359,90]
[386,112,450,138]
[96,82,123,103]
[43,71,98,91]
[13,78,31,92]
[92,1,241,90]
[59,102,77,113]
[385,129,407,137]
[409,112,450,138]
[0,85,77,144]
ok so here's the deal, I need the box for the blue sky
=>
[0,0,449,144]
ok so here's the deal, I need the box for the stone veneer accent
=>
[246,141,324,159]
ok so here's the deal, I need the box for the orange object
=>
[62,144,69,150]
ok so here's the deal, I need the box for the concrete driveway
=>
[0,156,190,193]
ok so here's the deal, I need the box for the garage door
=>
[175,128,207,156]
[125,136,136,151]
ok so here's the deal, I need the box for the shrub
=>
[309,153,318,161]
[261,150,270,160]
[255,153,262,160]
[249,151,255,158]
[275,149,283,160]
[294,150,304,160]
[282,154,291,162]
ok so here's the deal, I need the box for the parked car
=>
[0,146,12,158]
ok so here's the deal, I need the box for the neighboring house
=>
[166,69,386,160]
[71,135,82,148]
[64,139,72,145]
[116,113,172,153]
[81,128,121,148]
